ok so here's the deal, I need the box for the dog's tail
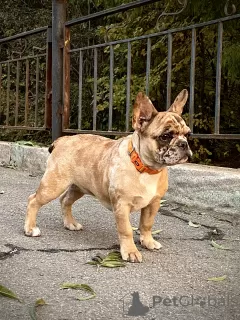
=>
[48,143,55,154]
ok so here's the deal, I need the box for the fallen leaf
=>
[35,298,47,306]
[211,240,230,250]
[92,254,104,263]
[207,275,227,282]
[16,141,37,146]
[132,227,162,235]
[0,284,21,302]
[29,298,47,320]
[61,283,96,300]
[87,251,126,268]
[100,261,126,267]
[86,261,99,265]
[188,221,201,228]
[151,229,162,235]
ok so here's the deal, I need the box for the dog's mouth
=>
[155,146,192,166]
[177,155,189,164]
[162,154,189,166]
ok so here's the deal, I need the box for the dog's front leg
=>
[139,198,162,250]
[114,204,142,263]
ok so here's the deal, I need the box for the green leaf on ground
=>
[35,298,47,306]
[207,275,227,282]
[0,284,21,302]
[132,227,162,235]
[211,240,230,250]
[151,229,162,235]
[61,283,96,301]
[188,221,201,228]
[87,251,126,268]
[16,141,37,146]
[160,200,167,204]
[100,261,126,268]
[29,298,47,320]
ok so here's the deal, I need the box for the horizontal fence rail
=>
[0,0,239,140]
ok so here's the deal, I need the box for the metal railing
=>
[0,0,239,141]
[63,12,240,139]
[0,26,52,131]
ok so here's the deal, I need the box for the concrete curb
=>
[0,141,239,214]
[0,141,48,175]
[168,164,240,217]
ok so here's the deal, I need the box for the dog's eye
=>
[160,133,172,141]
[185,132,191,138]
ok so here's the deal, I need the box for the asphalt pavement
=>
[0,166,239,320]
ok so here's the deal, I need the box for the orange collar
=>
[128,140,161,175]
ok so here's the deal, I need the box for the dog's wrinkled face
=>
[150,111,192,165]
[132,89,192,167]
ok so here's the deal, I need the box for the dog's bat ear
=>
[167,89,188,115]
[132,92,158,131]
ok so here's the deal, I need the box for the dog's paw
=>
[140,236,162,250]
[121,247,142,263]
[24,226,41,237]
[64,220,83,231]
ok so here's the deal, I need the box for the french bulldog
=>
[24,89,192,262]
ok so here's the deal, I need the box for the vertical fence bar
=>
[189,28,196,132]
[93,47,97,131]
[146,38,151,96]
[109,45,114,131]
[45,26,52,129]
[166,33,172,109]
[126,41,131,132]
[6,62,10,125]
[15,60,20,126]
[52,0,66,140]
[35,57,39,126]
[215,22,223,134]
[78,50,83,130]
[24,59,29,126]
[63,26,71,129]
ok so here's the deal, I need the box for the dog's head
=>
[132,89,192,167]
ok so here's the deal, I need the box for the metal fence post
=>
[63,26,70,129]
[45,26,52,129]
[52,0,66,141]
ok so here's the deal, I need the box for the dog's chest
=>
[130,175,159,211]
[109,164,159,212]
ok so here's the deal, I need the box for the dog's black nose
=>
[178,140,188,149]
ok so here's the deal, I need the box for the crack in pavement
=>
[0,243,120,261]
[162,204,239,225]
[160,208,225,238]
[1,232,232,261]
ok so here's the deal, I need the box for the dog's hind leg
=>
[24,171,71,237]
[59,184,84,231]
